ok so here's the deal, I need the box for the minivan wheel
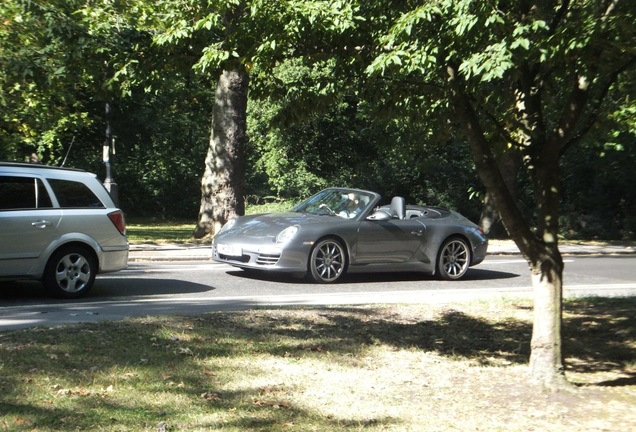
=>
[43,246,96,298]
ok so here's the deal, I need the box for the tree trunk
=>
[525,151,568,387]
[479,148,522,238]
[479,192,502,237]
[194,64,248,238]
[528,247,567,387]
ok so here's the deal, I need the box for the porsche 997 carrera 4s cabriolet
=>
[212,187,488,283]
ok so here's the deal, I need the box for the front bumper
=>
[212,243,310,273]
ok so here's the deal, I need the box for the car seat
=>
[390,196,406,219]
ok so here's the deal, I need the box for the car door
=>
[353,218,426,264]
[0,175,62,276]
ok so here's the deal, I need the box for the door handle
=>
[410,230,423,236]
[32,220,51,229]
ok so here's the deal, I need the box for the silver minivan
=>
[0,162,128,298]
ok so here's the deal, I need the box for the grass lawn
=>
[126,220,198,244]
[125,202,292,244]
[1,298,634,431]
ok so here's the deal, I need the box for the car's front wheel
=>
[437,237,471,280]
[43,246,97,298]
[309,238,346,283]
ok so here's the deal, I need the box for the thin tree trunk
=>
[525,153,568,388]
[479,148,522,238]
[194,65,248,238]
[528,249,567,387]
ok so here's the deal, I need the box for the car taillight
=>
[108,210,126,235]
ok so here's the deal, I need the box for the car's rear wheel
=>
[437,237,471,280]
[43,246,96,299]
[309,238,346,283]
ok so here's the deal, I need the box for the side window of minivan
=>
[0,176,53,210]
[47,179,105,208]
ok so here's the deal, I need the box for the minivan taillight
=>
[108,210,126,235]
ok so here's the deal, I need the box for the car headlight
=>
[276,226,299,243]
[219,218,238,233]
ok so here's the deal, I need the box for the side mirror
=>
[367,210,391,221]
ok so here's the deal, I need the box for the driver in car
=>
[339,193,364,219]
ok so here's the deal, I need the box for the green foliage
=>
[561,137,636,240]
[366,0,636,239]
[110,71,213,218]
[248,83,482,220]
[0,0,96,162]
[0,0,634,239]
[0,0,212,219]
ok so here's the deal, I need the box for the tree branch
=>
[445,62,539,258]
[548,0,571,35]
[561,55,636,154]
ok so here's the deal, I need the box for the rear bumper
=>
[100,247,129,273]
[471,241,488,266]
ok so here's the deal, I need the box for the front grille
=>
[219,253,250,263]
[256,252,281,266]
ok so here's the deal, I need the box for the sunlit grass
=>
[126,221,196,243]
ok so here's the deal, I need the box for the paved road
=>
[1,254,634,331]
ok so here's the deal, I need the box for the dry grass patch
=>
[0,297,634,431]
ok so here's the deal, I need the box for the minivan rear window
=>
[48,179,105,208]
[0,176,53,210]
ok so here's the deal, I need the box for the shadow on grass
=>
[563,297,636,375]
[1,298,633,370]
[594,374,636,386]
[0,317,405,431]
[207,297,635,373]
[1,297,633,371]
[270,307,532,365]
[0,297,634,430]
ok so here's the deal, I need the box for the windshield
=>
[292,188,376,219]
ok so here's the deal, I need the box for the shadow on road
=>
[92,277,215,298]
[226,267,521,284]
[0,278,214,305]
[461,268,521,281]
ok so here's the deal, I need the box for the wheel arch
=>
[437,232,473,255]
[435,234,473,278]
[307,234,350,273]
[36,236,102,277]
[46,241,99,270]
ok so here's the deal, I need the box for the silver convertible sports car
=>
[212,187,488,282]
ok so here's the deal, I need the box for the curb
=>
[127,241,636,262]
[128,244,212,262]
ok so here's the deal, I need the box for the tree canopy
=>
[2,1,633,239]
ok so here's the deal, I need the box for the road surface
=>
[1,255,634,331]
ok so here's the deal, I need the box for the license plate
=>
[217,243,242,257]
